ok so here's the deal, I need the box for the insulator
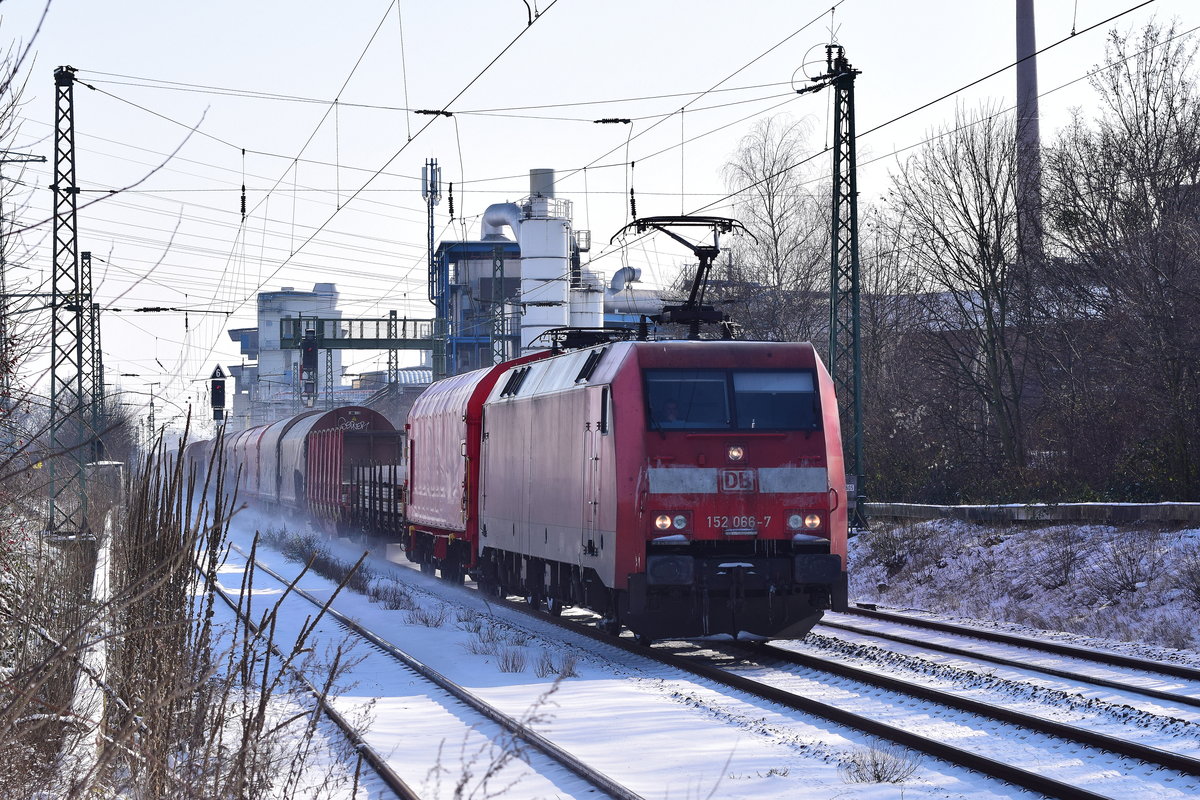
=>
[630,187,637,219]
[448,182,455,220]
[240,184,246,219]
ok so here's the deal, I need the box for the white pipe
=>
[481,202,521,240]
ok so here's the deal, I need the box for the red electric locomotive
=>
[406,340,848,641]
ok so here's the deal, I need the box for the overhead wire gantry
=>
[799,45,866,529]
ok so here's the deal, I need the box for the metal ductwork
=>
[481,202,521,241]
[473,169,604,354]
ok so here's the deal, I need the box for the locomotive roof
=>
[485,340,820,402]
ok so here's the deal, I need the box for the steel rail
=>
[494,597,1112,800]
[201,564,420,800]
[818,617,1200,711]
[749,642,1200,777]
[847,605,1200,682]
[231,545,644,800]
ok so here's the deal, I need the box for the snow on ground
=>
[713,650,1200,799]
[819,612,1200,706]
[204,514,1200,799]
[218,520,1027,800]
[849,519,1200,657]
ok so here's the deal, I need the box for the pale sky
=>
[0,0,1190,429]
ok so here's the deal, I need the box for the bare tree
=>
[887,106,1030,480]
[1043,21,1200,498]
[857,204,948,499]
[717,115,830,343]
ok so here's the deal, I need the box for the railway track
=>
[844,604,1200,682]
[817,609,1200,712]
[497,597,1107,799]
[200,560,421,800]
[740,640,1200,775]
[227,544,645,800]
[250,537,1200,798]
[493,594,1200,799]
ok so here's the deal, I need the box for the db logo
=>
[719,468,756,493]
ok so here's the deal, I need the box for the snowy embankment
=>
[849,518,1200,655]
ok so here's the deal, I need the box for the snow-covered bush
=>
[1084,533,1168,601]
[838,742,921,783]
[496,647,527,673]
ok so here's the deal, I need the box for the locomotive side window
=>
[732,370,819,430]
[600,386,611,434]
[644,369,819,431]
[644,370,730,429]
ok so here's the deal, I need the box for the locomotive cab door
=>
[581,386,609,561]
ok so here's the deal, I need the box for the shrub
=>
[1172,542,1200,607]
[556,653,579,678]
[407,604,450,628]
[534,651,556,678]
[462,638,498,656]
[839,743,921,784]
[496,648,526,673]
[1038,526,1089,589]
[371,582,416,611]
[504,630,532,647]
[534,650,578,678]
[1084,533,1167,600]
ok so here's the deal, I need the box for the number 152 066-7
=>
[707,515,770,529]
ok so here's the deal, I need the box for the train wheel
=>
[478,575,505,598]
[597,617,621,635]
[546,598,564,617]
[420,560,435,576]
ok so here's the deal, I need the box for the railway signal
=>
[300,329,318,407]
[210,365,226,421]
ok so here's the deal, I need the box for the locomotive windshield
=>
[644,369,819,431]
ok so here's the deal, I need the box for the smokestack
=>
[529,168,555,198]
[1015,0,1044,267]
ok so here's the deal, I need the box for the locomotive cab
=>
[627,358,847,640]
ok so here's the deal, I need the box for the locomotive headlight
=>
[727,445,745,462]
[655,514,672,530]
[672,514,688,530]
[787,513,804,530]
[804,513,822,530]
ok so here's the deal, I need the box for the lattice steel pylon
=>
[49,65,88,534]
[801,45,866,528]
[386,310,399,385]
[324,348,333,410]
[491,247,506,365]
[80,251,103,460]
